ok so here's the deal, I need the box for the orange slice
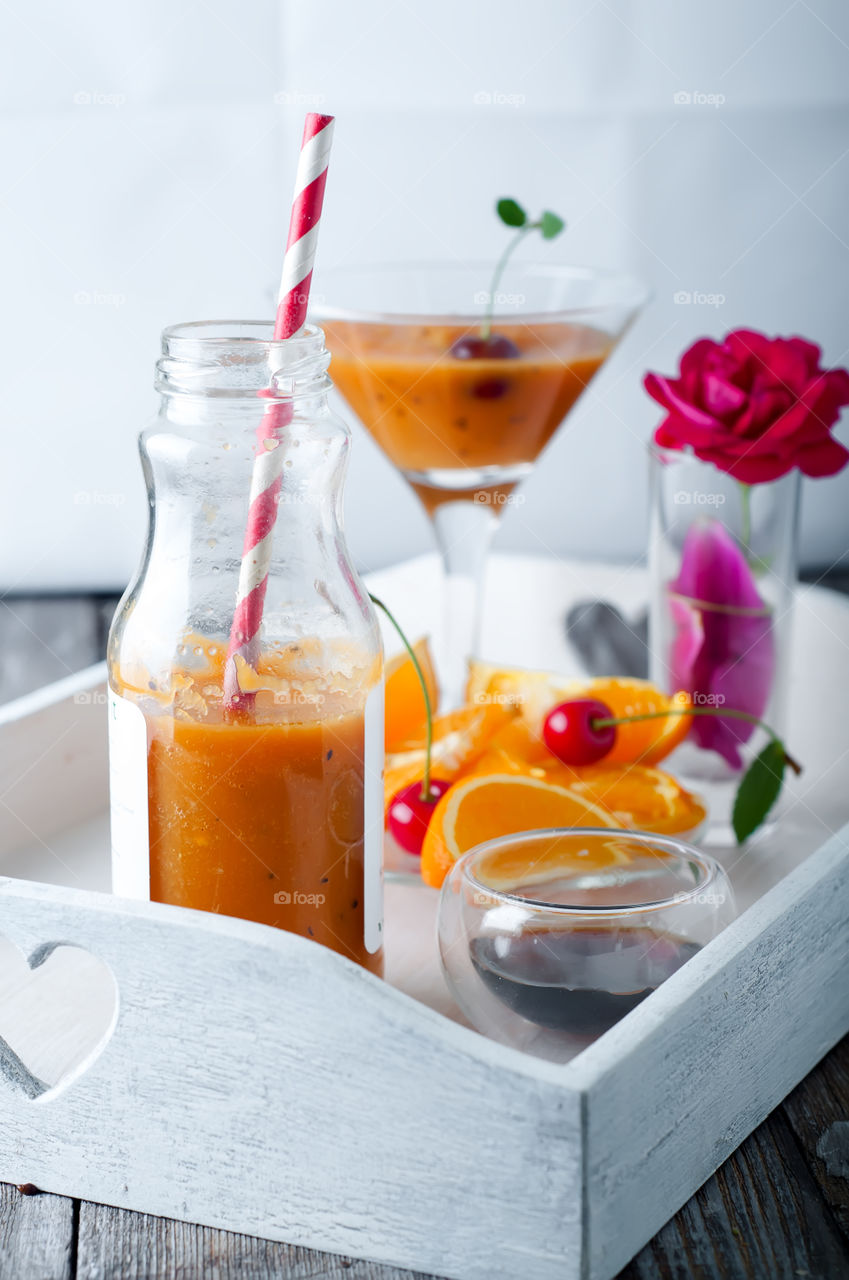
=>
[465,745,706,837]
[384,637,439,752]
[466,717,557,781]
[466,661,692,767]
[472,830,642,895]
[562,765,707,836]
[420,772,621,889]
[384,702,515,810]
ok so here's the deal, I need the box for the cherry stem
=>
[481,222,538,341]
[368,593,435,802]
[591,706,802,775]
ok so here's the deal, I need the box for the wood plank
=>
[782,1032,849,1241]
[618,1104,849,1278]
[0,1183,74,1280]
[0,597,100,704]
[77,1201,434,1279]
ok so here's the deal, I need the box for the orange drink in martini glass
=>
[314,263,647,704]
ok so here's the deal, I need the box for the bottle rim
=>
[156,321,330,398]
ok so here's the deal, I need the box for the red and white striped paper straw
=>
[224,112,334,707]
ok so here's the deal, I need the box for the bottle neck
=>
[155,320,332,426]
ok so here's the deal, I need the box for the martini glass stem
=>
[430,497,498,709]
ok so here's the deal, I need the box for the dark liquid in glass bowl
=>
[471,926,701,1036]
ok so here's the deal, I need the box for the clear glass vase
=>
[648,447,800,838]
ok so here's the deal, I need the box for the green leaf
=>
[732,740,786,844]
[496,198,527,228]
[539,210,565,239]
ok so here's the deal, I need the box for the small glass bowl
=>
[438,828,736,1062]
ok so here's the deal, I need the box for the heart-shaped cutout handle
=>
[0,936,118,1100]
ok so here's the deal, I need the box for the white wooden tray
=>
[1,554,848,1280]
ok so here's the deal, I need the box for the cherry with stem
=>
[369,593,435,800]
[589,706,801,774]
[369,593,448,856]
[543,698,802,844]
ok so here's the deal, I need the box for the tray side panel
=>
[0,666,107,857]
[579,823,849,1280]
[0,881,583,1280]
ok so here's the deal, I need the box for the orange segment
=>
[562,765,707,836]
[474,831,641,894]
[384,702,515,810]
[466,746,706,838]
[384,637,439,752]
[420,772,621,889]
[466,660,584,731]
[466,661,692,767]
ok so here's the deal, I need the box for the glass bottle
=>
[107,321,384,974]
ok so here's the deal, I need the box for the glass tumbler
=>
[438,828,736,1061]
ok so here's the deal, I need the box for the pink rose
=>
[645,329,849,483]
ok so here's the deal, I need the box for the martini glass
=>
[313,264,647,706]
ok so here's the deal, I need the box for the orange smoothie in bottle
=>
[108,321,383,974]
[113,641,382,974]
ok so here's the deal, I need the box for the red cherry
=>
[449,333,521,361]
[387,779,451,855]
[542,699,617,766]
[470,377,511,400]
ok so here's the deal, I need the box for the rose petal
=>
[667,418,731,450]
[784,335,824,375]
[805,370,849,430]
[795,435,849,477]
[697,449,792,484]
[745,388,793,435]
[672,519,765,608]
[825,367,849,402]
[725,329,773,367]
[762,337,812,389]
[644,374,718,430]
[654,423,681,450]
[669,596,703,692]
[670,521,775,770]
[680,339,719,383]
[690,616,774,768]
[703,373,747,419]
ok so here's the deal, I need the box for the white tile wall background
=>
[1,0,847,589]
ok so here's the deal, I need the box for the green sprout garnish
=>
[480,198,566,340]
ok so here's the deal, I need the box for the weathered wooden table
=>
[1,590,848,1280]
